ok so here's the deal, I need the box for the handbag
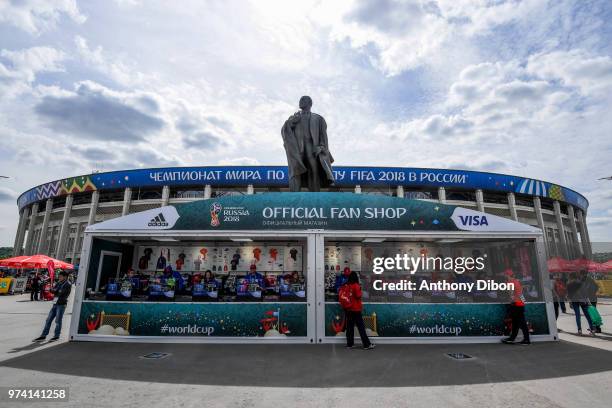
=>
[587,305,603,327]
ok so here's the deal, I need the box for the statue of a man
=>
[281,96,334,192]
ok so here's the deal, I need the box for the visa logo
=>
[459,215,489,226]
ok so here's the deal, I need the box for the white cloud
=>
[372,49,612,202]
[112,0,142,6]
[318,0,552,76]
[527,50,612,95]
[34,81,165,143]
[0,187,17,202]
[218,157,261,166]
[0,46,65,82]
[0,46,66,101]
[73,36,148,86]
[0,0,610,245]
[0,0,85,35]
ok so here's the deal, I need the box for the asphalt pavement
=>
[0,293,611,407]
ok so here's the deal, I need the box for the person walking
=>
[33,271,72,342]
[567,272,594,335]
[559,276,567,313]
[339,271,375,350]
[30,272,40,301]
[552,274,561,320]
[501,270,530,345]
[583,272,602,333]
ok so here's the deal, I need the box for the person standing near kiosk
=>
[501,270,530,345]
[30,272,40,301]
[33,271,71,342]
[339,271,375,350]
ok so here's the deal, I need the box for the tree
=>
[0,247,13,259]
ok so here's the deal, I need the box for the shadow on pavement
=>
[6,341,54,354]
[560,330,612,342]
[2,341,612,387]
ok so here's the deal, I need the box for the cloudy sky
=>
[0,0,611,246]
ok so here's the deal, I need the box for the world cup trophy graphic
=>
[210,202,222,227]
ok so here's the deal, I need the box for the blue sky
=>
[0,0,611,245]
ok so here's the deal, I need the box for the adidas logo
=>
[148,213,169,227]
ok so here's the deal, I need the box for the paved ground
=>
[0,292,74,363]
[0,293,611,407]
[555,301,612,351]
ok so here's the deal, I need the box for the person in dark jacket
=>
[583,273,601,333]
[343,271,375,350]
[162,265,185,293]
[30,272,40,301]
[33,271,72,342]
[567,272,594,335]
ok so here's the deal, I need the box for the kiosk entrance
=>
[69,193,556,344]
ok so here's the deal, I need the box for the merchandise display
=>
[134,244,301,273]
[86,242,306,304]
[323,241,542,305]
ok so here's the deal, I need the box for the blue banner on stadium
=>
[17,166,588,211]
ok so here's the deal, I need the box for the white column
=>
[161,185,170,206]
[507,192,518,221]
[576,209,592,258]
[396,185,404,198]
[438,187,446,204]
[204,184,211,199]
[553,201,568,258]
[354,185,361,194]
[247,184,254,195]
[13,208,29,256]
[23,202,40,255]
[55,194,73,260]
[37,198,53,253]
[88,190,99,226]
[566,205,580,257]
[121,187,132,216]
[533,197,548,253]
[475,189,485,212]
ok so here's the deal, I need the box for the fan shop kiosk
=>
[69,193,557,344]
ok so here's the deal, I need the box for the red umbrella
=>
[0,256,31,268]
[572,258,603,273]
[547,257,574,273]
[1,254,74,270]
[602,260,612,272]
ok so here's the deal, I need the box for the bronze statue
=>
[281,96,334,192]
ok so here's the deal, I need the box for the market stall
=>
[69,192,555,344]
[0,255,74,297]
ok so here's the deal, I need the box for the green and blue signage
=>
[325,303,549,337]
[79,302,308,337]
[88,192,538,233]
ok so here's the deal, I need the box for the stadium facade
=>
[13,166,591,265]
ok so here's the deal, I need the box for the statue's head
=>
[299,95,312,111]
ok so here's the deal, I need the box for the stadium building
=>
[13,165,591,265]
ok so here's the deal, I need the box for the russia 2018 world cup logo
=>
[210,203,222,227]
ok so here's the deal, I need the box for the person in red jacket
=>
[501,270,530,345]
[343,271,375,350]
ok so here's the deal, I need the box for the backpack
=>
[338,284,354,310]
